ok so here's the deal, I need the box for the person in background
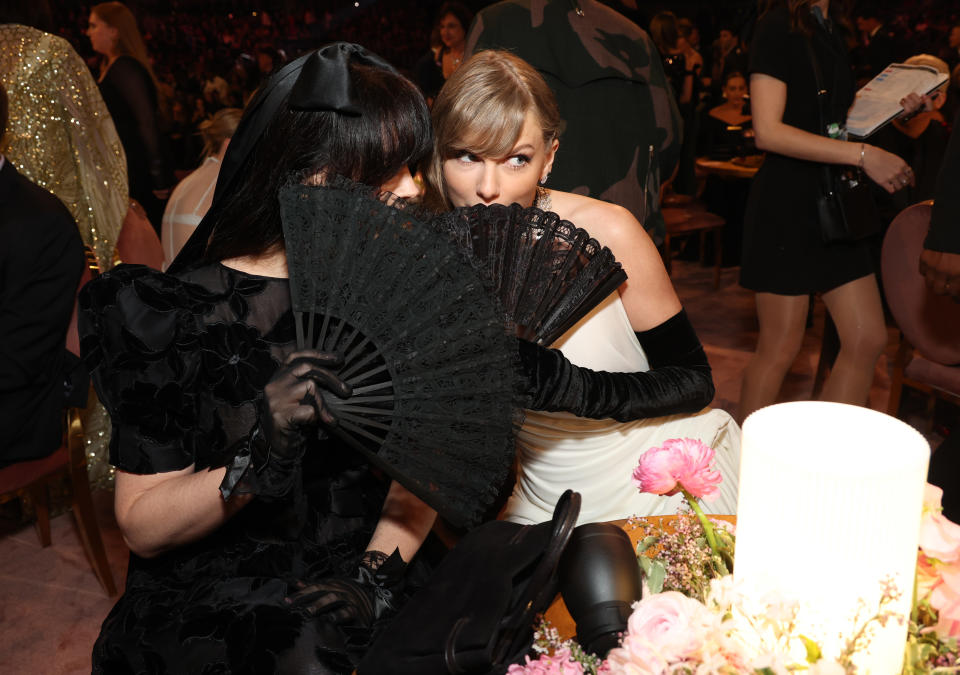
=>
[738,0,923,422]
[0,85,85,468]
[87,1,173,234]
[853,6,900,84]
[415,2,472,106]
[922,108,960,524]
[464,0,682,245]
[161,107,241,269]
[649,10,703,197]
[699,70,752,160]
[708,25,749,104]
[1,0,127,271]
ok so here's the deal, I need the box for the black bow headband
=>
[167,42,397,274]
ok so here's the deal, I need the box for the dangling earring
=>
[535,171,552,211]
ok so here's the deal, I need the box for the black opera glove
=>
[287,549,407,628]
[220,350,351,500]
[518,309,715,422]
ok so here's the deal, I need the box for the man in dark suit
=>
[0,85,85,466]
[854,9,901,84]
[922,110,960,522]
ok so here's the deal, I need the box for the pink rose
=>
[919,485,960,563]
[932,565,960,638]
[606,592,718,673]
[632,438,722,500]
[507,648,585,675]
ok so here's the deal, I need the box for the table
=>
[544,515,737,640]
[695,155,763,180]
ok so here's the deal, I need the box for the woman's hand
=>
[899,91,937,121]
[861,144,914,194]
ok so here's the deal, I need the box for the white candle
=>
[735,402,929,672]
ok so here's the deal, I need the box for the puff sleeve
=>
[78,265,207,474]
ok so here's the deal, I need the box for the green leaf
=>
[636,535,659,554]
[644,559,666,594]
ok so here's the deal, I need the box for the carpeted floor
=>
[0,260,922,674]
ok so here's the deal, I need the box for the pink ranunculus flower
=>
[931,565,960,638]
[507,648,585,675]
[632,438,722,500]
[605,592,718,673]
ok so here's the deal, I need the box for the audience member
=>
[87,1,173,233]
[415,2,472,106]
[0,0,127,271]
[0,84,85,467]
[465,0,682,244]
[161,107,241,269]
[853,6,901,83]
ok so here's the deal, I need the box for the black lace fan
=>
[432,203,628,346]
[279,181,518,528]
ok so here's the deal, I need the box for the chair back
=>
[881,201,960,366]
[116,200,164,270]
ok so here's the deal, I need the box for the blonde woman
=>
[87,1,171,229]
[426,50,741,525]
[161,108,242,269]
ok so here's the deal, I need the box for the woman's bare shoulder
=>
[549,190,643,244]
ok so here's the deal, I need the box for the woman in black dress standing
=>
[738,0,922,421]
[87,1,172,232]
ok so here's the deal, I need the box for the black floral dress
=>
[79,263,392,674]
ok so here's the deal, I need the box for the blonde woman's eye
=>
[456,152,479,164]
[507,154,531,168]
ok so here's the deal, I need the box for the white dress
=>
[501,293,741,525]
[160,156,221,270]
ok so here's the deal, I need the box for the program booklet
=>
[846,63,949,139]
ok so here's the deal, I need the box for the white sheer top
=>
[161,157,221,270]
[501,293,741,525]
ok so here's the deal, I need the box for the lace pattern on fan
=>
[279,179,519,527]
[433,203,627,346]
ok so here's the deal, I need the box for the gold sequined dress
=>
[0,23,127,271]
[1,24,128,488]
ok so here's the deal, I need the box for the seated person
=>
[80,44,439,673]
[0,84,85,467]
[161,107,242,269]
[426,50,741,525]
[699,71,753,160]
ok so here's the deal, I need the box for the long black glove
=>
[286,549,407,628]
[518,309,714,422]
[220,349,351,500]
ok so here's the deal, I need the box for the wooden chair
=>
[662,207,726,289]
[880,201,960,430]
[660,172,726,289]
[0,248,117,596]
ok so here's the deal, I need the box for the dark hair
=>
[722,70,747,88]
[436,2,474,42]
[758,0,852,36]
[203,62,432,263]
[649,11,681,53]
[0,0,53,30]
[0,85,7,141]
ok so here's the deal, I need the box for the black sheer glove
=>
[287,549,407,628]
[220,349,351,500]
[518,309,715,422]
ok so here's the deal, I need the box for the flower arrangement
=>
[511,438,960,674]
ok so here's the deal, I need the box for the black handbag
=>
[359,490,581,675]
[805,37,880,243]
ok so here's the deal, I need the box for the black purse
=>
[359,490,581,675]
[805,37,880,243]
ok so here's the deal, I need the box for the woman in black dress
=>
[80,44,439,674]
[87,1,172,231]
[738,0,922,421]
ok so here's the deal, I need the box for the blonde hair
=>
[198,107,242,159]
[92,2,158,87]
[425,50,562,210]
[905,54,950,97]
